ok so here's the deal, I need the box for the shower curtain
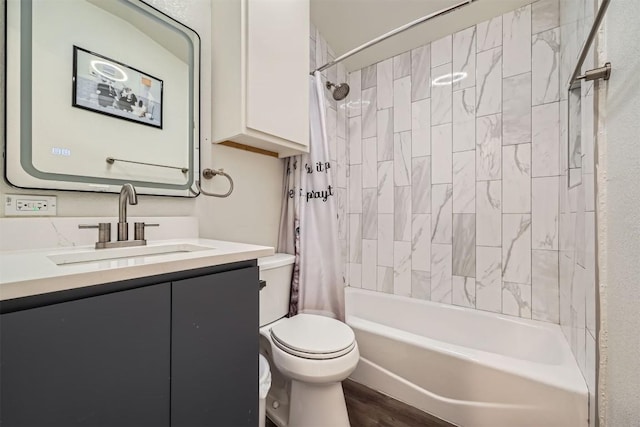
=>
[277,73,344,320]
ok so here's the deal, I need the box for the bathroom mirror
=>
[4,0,200,197]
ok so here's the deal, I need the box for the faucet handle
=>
[134,222,159,241]
[79,223,112,245]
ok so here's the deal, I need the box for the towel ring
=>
[197,168,234,198]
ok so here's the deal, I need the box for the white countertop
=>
[0,239,274,302]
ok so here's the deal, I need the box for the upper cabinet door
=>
[246,0,309,146]
[211,0,310,157]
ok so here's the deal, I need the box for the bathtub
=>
[345,288,588,427]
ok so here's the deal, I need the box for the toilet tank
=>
[258,253,296,326]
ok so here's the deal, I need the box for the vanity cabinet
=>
[211,0,310,157]
[0,262,259,427]
[0,283,171,427]
[171,267,259,426]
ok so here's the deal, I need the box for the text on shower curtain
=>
[286,159,335,203]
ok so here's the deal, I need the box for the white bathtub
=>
[345,288,588,427]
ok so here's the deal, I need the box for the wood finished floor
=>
[265,379,455,427]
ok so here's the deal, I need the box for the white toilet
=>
[258,254,359,427]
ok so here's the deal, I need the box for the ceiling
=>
[311,0,534,72]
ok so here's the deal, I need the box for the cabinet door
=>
[246,0,309,146]
[171,266,259,427]
[0,283,171,427]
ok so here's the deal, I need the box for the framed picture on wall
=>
[72,46,164,129]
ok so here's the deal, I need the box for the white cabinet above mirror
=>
[211,0,309,158]
[5,0,201,197]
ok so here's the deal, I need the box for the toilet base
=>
[288,379,350,427]
[266,379,350,427]
[265,382,290,427]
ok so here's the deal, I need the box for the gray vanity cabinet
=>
[0,262,259,427]
[171,266,259,427]
[0,282,171,427]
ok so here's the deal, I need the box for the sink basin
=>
[48,243,214,266]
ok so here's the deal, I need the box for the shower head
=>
[326,81,350,101]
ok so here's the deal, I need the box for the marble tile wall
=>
[309,25,350,284]
[558,0,598,425]
[343,0,564,325]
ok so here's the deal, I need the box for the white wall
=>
[599,0,640,424]
[197,144,283,247]
[0,0,283,248]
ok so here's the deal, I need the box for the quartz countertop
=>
[0,239,274,301]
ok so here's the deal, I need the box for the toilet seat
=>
[270,314,356,360]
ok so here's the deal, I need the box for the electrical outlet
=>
[4,194,57,216]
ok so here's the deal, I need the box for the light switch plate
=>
[4,194,57,216]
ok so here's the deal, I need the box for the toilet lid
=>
[270,314,356,360]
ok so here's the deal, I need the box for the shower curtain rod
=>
[310,0,476,75]
[567,0,611,90]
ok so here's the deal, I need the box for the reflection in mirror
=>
[5,0,200,197]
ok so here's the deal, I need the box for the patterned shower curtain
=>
[277,73,344,320]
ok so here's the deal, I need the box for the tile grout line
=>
[450,32,454,305]
[500,10,505,316]
[530,4,534,319]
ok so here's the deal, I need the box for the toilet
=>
[258,254,359,427]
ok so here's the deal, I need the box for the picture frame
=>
[72,46,163,129]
